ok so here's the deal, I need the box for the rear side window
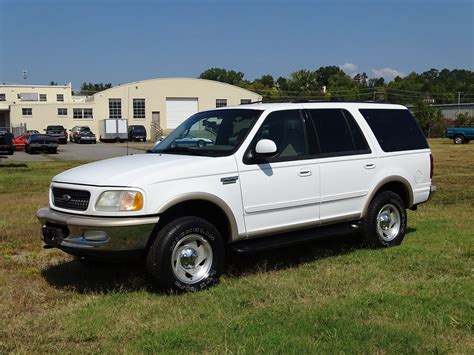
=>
[308,109,370,157]
[359,109,428,152]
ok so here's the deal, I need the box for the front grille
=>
[52,187,91,211]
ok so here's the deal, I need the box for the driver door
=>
[237,109,321,237]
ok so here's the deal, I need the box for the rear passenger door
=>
[306,109,375,223]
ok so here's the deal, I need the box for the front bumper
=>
[36,207,159,255]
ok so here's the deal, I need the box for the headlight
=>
[95,191,143,211]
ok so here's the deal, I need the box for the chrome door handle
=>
[365,162,376,169]
[298,169,312,177]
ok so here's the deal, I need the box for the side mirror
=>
[255,139,277,156]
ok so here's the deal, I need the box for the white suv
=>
[37,102,436,291]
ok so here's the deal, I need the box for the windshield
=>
[151,109,263,156]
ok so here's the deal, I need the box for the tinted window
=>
[359,109,428,152]
[308,109,370,156]
[253,110,308,160]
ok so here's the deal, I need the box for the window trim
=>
[109,98,122,119]
[216,98,227,108]
[243,109,316,165]
[0,93,5,101]
[40,94,47,102]
[57,108,68,116]
[22,108,32,116]
[306,108,371,159]
[133,98,146,119]
[56,94,64,102]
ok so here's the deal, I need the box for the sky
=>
[0,0,473,90]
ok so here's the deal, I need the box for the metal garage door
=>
[166,98,198,129]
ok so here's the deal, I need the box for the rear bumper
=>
[36,207,159,255]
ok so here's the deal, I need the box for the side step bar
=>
[230,221,360,254]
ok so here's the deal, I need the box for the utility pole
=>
[457,92,462,104]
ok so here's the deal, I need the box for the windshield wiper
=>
[157,146,211,156]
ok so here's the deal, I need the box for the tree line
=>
[199,67,474,137]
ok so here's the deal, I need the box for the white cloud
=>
[371,67,406,80]
[339,63,358,73]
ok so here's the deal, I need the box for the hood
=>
[52,153,228,187]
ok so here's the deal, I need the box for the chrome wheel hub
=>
[171,234,213,284]
[376,204,401,241]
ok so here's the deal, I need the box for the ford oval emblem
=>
[62,194,72,202]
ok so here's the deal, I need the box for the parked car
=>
[44,125,67,144]
[70,126,97,144]
[25,134,59,154]
[172,134,214,147]
[445,127,474,144]
[128,125,147,142]
[12,133,31,150]
[38,102,436,292]
[0,130,14,155]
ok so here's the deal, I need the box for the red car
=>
[13,133,30,150]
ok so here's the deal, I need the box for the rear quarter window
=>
[359,109,428,152]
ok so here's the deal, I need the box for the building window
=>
[57,94,64,102]
[22,108,32,116]
[40,94,47,102]
[83,108,93,119]
[133,99,145,119]
[58,108,68,116]
[109,98,122,118]
[216,99,227,108]
[73,108,93,119]
[0,94,5,101]
[240,99,252,104]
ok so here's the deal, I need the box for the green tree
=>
[455,112,474,127]
[199,68,245,86]
[413,101,444,138]
[79,82,112,95]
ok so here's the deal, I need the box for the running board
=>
[231,221,360,254]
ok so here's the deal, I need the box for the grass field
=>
[0,139,472,353]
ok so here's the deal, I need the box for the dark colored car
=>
[0,130,14,155]
[128,125,147,142]
[70,126,97,144]
[44,125,68,144]
[25,134,59,154]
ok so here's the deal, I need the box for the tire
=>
[197,140,205,147]
[362,191,407,248]
[146,216,225,292]
[453,135,465,144]
[8,149,14,155]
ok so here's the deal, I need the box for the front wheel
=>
[362,191,407,248]
[146,216,225,292]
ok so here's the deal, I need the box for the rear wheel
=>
[454,135,465,144]
[362,191,407,248]
[146,216,225,292]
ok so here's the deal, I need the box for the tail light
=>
[430,153,434,179]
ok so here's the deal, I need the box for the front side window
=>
[252,110,308,161]
[40,94,47,102]
[216,99,227,108]
[57,94,64,102]
[109,98,122,118]
[308,109,370,157]
[133,99,145,119]
[58,108,67,116]
[359,109,428,152]
[22,108,32,116]
[151,109,263,157]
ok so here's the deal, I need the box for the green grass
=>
[0,139,473,353]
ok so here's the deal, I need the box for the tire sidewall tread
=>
[362,191,407,248]
[146,216,224,292]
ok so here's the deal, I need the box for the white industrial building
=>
[0,78,261,139]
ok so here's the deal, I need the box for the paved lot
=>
[3,142,153,162]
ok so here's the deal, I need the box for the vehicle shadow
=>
[42,228,417,294]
